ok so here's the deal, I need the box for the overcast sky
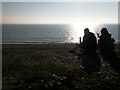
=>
[2,2,118,24]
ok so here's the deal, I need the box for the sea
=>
[2,24,119,44]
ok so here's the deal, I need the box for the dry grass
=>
[2,44,120,90]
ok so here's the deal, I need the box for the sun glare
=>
[71,23,99,43]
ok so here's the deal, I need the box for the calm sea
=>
[2,24,118,44]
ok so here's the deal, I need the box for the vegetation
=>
[2,44,120,90]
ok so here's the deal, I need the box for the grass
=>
[2,43,120,90]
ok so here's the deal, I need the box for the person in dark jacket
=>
[69,28,97,54]
[97,28,120,73]
[82,28,97,54]
[69,28,101,75]
[97,28,115,57]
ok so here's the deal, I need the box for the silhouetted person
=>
[97,28,120,73]
[69,28,97,54]
[69,28,101,75]
[82,28,97,54]
[81,28,101,74]
[97,28,115,58]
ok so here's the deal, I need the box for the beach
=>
[2,43,120,90]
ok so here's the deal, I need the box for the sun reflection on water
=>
[70,23,99,43]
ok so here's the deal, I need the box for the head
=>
[84,28,89,35]
[101,28,109,35]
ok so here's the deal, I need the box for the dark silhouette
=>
[97,28,115,58]
[82,28,97,54]
[97,28,120,73]
[69,28,101,75]
[69,28,97,54]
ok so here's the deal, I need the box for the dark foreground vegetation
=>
[2,44,120,90]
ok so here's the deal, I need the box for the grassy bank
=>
[2,44,120,90]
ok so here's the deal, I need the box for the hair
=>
[84,28,89,34]
[101,28,109,35]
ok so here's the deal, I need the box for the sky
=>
[2,2,118,24]
[1,0,119,2]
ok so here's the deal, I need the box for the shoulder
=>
[90,32,95,36]
[89,32,94,35]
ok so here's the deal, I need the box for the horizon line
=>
[1,23,119,25]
